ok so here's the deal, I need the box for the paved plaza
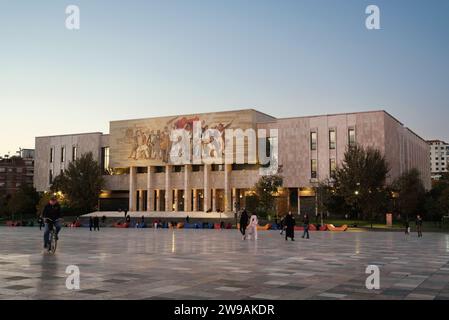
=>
[1,227,449,300]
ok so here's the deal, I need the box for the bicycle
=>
[45,218,61,254]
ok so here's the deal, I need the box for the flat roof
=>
[35,132,104,139]
[109,108,276,124]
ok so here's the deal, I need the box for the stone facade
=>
[34,109,431,214]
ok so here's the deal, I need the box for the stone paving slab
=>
[0,227,449,300]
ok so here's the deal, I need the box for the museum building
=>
[34,109,430,216]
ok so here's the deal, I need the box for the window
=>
[329,130,336,149]
[16,168,23,173]
[172,165,184,173]
[61,147,65,162]
[311,159,317,179]
[192,165,203,172]
[310,132,317,150]
[232,164,259,171]
[155,166,165,173]
[0,167,5,173]
[211,164,224,171]
[72,146,78,161]
[101,147,110,173]
[49,169,53,184]
[330,158,337,174]
[50,148,54,163]
[348,128,356,147]
[0,182,5,188]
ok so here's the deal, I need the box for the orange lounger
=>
[326,224,348,231]
[176,222,184,229]
[257,224,271,231]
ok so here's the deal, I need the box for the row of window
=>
[310,128,356,151]
[0,182,30,188]
[0,167,33,173]
[50,146,78,163]
[310,158,337,179]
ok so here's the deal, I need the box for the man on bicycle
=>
[41,197,62,251]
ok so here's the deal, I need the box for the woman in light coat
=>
[247,213,259,240]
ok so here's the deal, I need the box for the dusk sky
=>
[1,0,448,156]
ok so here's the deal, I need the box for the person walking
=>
[404,219,410,239]
[302,214,310,239]
[284,211,295,241]
[416,214,423,238]
[279,215,286,235]
[247,213,259,240]
[239,209,249,240]
[93,215,100,231]
[89,216,93,231]
[185,215,190,224]
[38,216,44,231]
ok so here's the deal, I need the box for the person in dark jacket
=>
[38,216,44,231]
[279,216,286,235]
[416,214,423,238]
[93,216,100,231]
[284,211,295,241]
[41,197,62,250]
[404,219,410,239]
[239,209,249,240]
[89,216,93,231]
[302,214,310,239]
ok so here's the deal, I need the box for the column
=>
[165,165,172,211]
[232,188,237,212]
[147,166,154,211]
[286,188,290,212]
[174,189,179,212]
[129,166,137,211]
[139,190,145,211]
[156,189,161,211]
[193,189,198,211]
[184,164,192,212]
[224,164,232,212]
[203,164,210,212]
[297,188,301,215]
[212,189,217,212]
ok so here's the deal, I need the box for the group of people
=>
[404,214,424,238]
[279,212,310,241]
[88,216,101,231]
[238,210,311,241]
[238,209,259,240]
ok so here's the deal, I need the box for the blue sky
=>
[0,0,448,155]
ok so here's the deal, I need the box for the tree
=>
[0,192,10,217]
[332,145,390,224]
[391,169,426,221]
[7,185,40,220]
[425,167,449,224]
[51,152,104,215]
[252,174,283,218]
